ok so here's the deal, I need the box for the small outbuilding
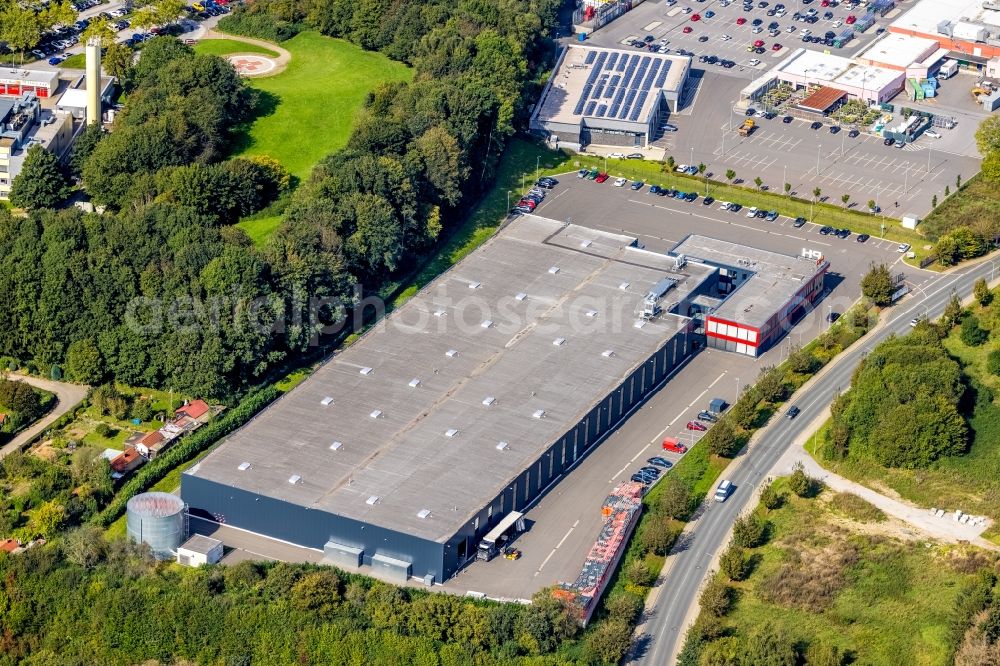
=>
[176,534,224,567]
[709,398,727,415]
[901,213,920,229]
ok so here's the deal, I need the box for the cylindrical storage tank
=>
[126,492,187,559]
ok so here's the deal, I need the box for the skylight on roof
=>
[366,495,379,506]
[329,441,343,451]
[445,428,459,438]
[553,337,566,346]
[434,309,447,317]
[469,281,481,289]
[481,320,493,328]
[482,396,496,406]
[409,378,421,388]
[602,349,615,358]
[548,266,560,274]
[585,310,598,318]
[320,396,334,406]
[288,474,301,484]
[634,320,646,329]
[533,409,546,419]
[580,239,593,248]
[496,441,509,451]
[515,292,527,301]
[370,410,383,419]
[237,461,251,471]
[417,509,431,519]
[360,367,373,375]
[619,282,630,290]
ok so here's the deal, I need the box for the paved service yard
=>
[445,176,936,600]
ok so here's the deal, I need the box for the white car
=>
[752,26,763,33]
[613,177,627,187]
[786,25,796,32]
[746,206,759,217]
[718,201,731,210]
[748,58,761,66]
[801,28,811,35]
[925,129,941,139]
[832,20,842,27]
[721,34,731,41]
[608,152,625,159]
[682,6,692,13]
[675,164,690,173]
[897,243,911,253]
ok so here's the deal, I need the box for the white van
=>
[715,479,733,502]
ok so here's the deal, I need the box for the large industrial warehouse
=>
[530,44,691,149]
[183,215,826,583]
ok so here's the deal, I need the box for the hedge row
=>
[93,386,281,527]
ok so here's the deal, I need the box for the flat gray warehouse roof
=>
[188,215,713,543]
[671,235,827,328]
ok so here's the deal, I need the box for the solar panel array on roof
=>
[643,60,660,91]
[606,52,619,70]
[605,74,620,98]
[584,50,596,65]
[629,91,648,121]
[574,50,609,115]
[655,61,671,88]
[596,103,607,117]
[584,100,596,115]
[593,74,608,100]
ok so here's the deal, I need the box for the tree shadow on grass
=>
[227,90,282,157]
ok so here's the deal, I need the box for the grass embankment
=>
[228,31,411,181]
[810,294,1000,545]
[920,174,996,241]
[688,480,994,665]
[235,215,282,246]
[193,38,279,58]
[59,53,85,69]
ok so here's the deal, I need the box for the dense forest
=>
[0,0,560,399]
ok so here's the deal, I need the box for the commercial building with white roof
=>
[530,44,690,149]
[890,0,1000,69]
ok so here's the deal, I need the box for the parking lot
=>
[649,71,983,216]
[583,0,899,79]
[447,175,938,600]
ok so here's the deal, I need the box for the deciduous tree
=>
[9,145,69,210]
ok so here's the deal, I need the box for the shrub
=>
[699,578,732,618]
[604,591,644,625]
[625,559,655,588]
[719,543,749,581]
[640,517,678,556]
[759,481,785,510]
[585,619,633,664]
[788,462,820,498]
[987,349,1000,377]
[827,492,886,523]
[961,315,989,347]
[731,513,768,548]
[657,479,693,521]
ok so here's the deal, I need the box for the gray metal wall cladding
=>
[181,476,447,580]
[183,325,694,581]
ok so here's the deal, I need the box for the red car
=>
[662,438,688,454]
[691,13,701,20]
[517,199,536,209]
[772,43,783,51]
[845,14,856,24]
[595,172,610,183]
[753,39,765,47]
[821,0,829,5]
[736,16,746,24]
[686,421,707,431]
[683,26,693,33]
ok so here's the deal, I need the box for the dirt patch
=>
[759,524,861,611]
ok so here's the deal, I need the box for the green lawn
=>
[920,174,994,242]
[193,38,279,58]
[236,215,283,246]
[694,486,986,665]
[59,53,85,69]
[229,31,411,181]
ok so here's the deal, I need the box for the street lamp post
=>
[535,156,540,182]
[783,164,787,193]
[506,190,511,212]
[690,145,694,167]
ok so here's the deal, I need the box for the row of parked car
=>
[510,179,557,214]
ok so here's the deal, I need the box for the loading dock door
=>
[372,553,412,583]
[323,540,363,569]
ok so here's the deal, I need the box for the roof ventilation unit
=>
[370,410,383,419]
[360,366,373,375]
[580,239,593,248]
[482,396,496,406]
[446,349,459,358]
[515,292,527,301]
[619,281,630,290]
[366,495,379,506]
[417,509,431,519]
[434,309,447,317]
[288,475,302,484]
[585,309,598,318]
[469,281,481,289]
[445,428,459,438]
[237,461,251,471]
[481,320,493,328]
[548,266,560,274]
[601,349,615,358]
[320,396,334,406]
[329,441,343,451]
[496,441,509,451]
[553,337,567,346]
[533,409,546,419]
[408,378,421,388]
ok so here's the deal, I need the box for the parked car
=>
[857,233,870,242]
[755,209,767,218]
[631,473,652,484]
[925,129,941,139]
[626,152,644,159]
[697,410,718,422]
[683,26,694,33]
[638,466,661,477]
[848,128,860,138]
[613,177,627,187]
[662,438,689,453]
[829,125,840,134]
[686,421,707,431]
[648,457,673,468]
[793,216,807,227]
[729,203,742,213]
[898,243,910,253]
[630,180,644,190]
[819,226,834,235]
[536,177,558,188]
[649,185,662,194]
[586,168,600,179]
[703,196,715,205]
[810,121,823,129]
[595,172,610,183]
[577,168,589,178]
[745,206,759,218]
[685,192,698,202]
[765,210,779,221]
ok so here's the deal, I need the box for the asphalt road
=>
[0,374,89,460]
[630,255,996,665]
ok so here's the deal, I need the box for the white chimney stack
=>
[85,39,101,126]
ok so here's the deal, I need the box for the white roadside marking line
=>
[631,443,652,462]
[555,524,576,549]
